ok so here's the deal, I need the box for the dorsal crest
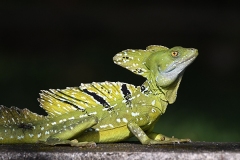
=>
[39,81,137,117]
[113,45,168,78]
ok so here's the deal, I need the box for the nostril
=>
[189,48,197,52]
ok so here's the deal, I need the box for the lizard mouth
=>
[156,49,198,87]
[165,55,197,74]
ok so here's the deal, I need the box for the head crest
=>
[113,45,168,78]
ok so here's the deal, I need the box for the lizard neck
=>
[141,78,168,114]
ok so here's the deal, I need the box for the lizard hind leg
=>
[40,115,98,147]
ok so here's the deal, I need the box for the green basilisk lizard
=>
[0,45,198,146]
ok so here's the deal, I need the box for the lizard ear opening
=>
[113,45,168,78]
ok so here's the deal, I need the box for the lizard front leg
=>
[39,116,98,147]
[147,132,191,144]
[127,122,190,145]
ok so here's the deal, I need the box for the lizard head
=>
[146,46,198,87]
[146,46,198,104]
[113,45,198,104]
[113,45,198,84]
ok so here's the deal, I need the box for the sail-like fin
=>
[39,81,137,117]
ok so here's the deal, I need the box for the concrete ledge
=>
[0,142,240,160]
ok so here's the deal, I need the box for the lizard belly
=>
[76,125,132,143]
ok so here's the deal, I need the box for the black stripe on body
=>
[59,99,86,111]
[121,83,132,105]
[46,91,86,111]
[121,84,131,98]
[82,89,110,108]
[140,85,150,95]
[18,123,33,130]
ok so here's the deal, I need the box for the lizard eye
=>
[171,51,179,57]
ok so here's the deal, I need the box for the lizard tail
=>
[0,105,45,126]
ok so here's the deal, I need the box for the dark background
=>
[0,1,239,142]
